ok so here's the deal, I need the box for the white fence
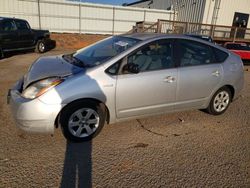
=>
[0,0,174,34]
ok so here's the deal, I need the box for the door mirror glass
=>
[123,63,140,74]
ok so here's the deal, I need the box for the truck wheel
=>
[0,48,4,59]
[60,100,106,142]
[36,40,46,53]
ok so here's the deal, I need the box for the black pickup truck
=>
[0,17,55,58]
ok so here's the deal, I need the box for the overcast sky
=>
[71,0,137,5]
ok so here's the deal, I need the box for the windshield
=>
[72,36,141,67]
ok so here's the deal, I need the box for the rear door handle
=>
[163,76,175,83]
[212,70,220,77]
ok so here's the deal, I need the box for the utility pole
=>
[38,0,41,29]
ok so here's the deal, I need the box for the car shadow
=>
[57,67,107,188]
[60,141,92,188]
[243,60,250,65]
[1,50,35,59]
[1,44,56,60]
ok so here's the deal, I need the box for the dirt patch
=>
[50,33,109,50]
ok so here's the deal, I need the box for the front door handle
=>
[163,76,175,83]
[212,70,220,77]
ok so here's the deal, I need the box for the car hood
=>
[32,29,49,32]
[23,55,84,89]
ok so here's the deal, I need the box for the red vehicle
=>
[224,42,250,60]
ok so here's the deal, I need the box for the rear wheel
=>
[36,39,46,53]
[0,47,4,59]
[60,100,106,142]
[206,87,232,115]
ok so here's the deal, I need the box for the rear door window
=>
[176,39,214,67]
[0,20,16,31]
[15,20,30,30]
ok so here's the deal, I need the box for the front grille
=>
[19,81,24,93]
[17,77,24,93]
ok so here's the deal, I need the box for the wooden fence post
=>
[233,27,238,42]
[210,25,215,38]
[157,19,162,33]
[185,22,189,33]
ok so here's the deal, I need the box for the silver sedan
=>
[8,33,244,142]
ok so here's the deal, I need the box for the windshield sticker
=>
[115,41,129,47]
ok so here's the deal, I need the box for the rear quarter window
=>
[15,20,30,30]
[212,48,228,63]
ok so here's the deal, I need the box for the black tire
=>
[0,47,4,59]
[59,100,106,142]
[36,39,46,53]
[206,87,232,115]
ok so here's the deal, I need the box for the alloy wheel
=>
[68,108,100,138]
[213,91,230,112]
[39,42,45,52]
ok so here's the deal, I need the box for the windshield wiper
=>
[62,54,85,67]
[73,56,85,66]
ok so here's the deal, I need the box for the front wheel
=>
[36,40,46,53]
[0,47,4,59]
[60,100,106,142]
[206,87,232,115]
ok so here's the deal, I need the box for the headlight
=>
[22,77,63,99]
[44,32,50,38]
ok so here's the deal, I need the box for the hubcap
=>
[213,91,230,112]
[39,42,45,51]
[68,108,99,138]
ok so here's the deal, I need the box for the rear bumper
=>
[7,78,62,134]
[233,66,244,101]
[44,38,56,50]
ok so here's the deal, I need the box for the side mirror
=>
[123,63,140,74]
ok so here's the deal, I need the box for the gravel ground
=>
[0,50,250,188]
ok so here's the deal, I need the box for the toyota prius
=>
[8,33,244,142]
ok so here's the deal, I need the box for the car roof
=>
[0,16,27,22]
[121,33,170,40]
[121,32,214,42]
[185,34,212,38]
[121,33,231,55]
